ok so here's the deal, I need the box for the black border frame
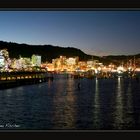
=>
[0,0,140,8]
[0,0,140,139]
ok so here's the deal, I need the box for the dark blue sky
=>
[0,11,140,56]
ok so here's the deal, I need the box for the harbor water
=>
[0,74,140,130]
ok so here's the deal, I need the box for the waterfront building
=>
[10,57,31,70]
[78,61,87,71]
[60,56,67,65]
[0,49,10,70]
[32,54,41,67]
[0,49,9,60]
[23,57,31,67]
[11,59,21,70]
[0,55,5,68]
[52,58,61,70]
[87,60,94,67]
[46,63,54,71]
[66,57,78,66]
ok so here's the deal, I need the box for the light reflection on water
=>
[125,80,135,128]
[0,75,139,129]
[52,78,76,129]
[92,77,101,129]
[113,77,124,129]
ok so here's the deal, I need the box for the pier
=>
[0,71,50,89]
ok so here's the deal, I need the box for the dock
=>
[0,71,51,90]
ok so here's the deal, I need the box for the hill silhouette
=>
[0,41,99,62]
[0,40,139,66]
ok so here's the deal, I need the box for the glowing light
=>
[128,67,132,71]
[95,69,98,74]
[117,66,124,71]
[97,67,101,71]
[118,70,122,74]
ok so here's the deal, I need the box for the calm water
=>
[0,74,140,130]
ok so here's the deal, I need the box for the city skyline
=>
[0,11,140,56]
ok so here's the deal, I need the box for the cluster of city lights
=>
[0,49,140,74]
[43,56,140,75]
[0,49,41,72]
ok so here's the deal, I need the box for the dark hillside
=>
[0,41,139,65]
[0,41,96,62]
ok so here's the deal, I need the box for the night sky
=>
[0,11,140,56]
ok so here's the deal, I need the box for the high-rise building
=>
[31,54,41,67]
[0,55,5,68]
[0,49,9,69]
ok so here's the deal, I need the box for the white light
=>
[117,66,124,71]
[118,70,122,74]
[95,69,98,74]
[128,67,131,71]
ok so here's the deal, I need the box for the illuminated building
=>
[87,60,95,67]
[46,63,54,71]
[60,56,67,65]
[11,59,21,70]
[32,54,41,67]
[10,57,31,70]
[66,57,78,65]
[52,58,61,70]
[78,61,87,71]
[23,58,31,68]
[0,49,10,70]
[51,56,79,72]
[0,49,9,60]
[0,55,5,68]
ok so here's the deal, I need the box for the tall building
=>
[0,49,9,69]
[0,55,5,68]
[31,54,41,67]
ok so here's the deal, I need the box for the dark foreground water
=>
[0,74,140,130]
